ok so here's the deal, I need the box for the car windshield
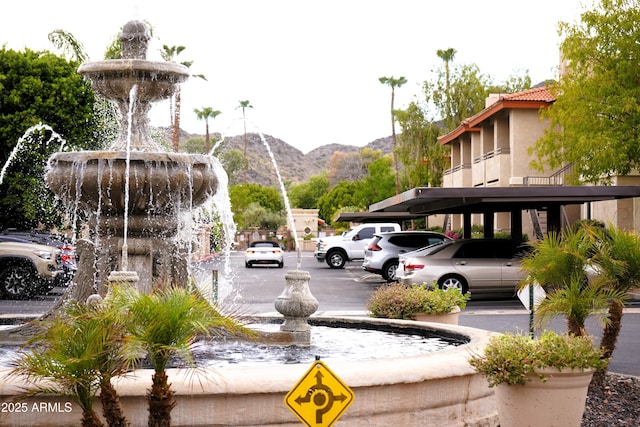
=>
[342,229,358,239]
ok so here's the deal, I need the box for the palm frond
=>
[47,29,89,62]
[535,274,626,335]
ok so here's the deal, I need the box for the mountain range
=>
[176,130,394,187]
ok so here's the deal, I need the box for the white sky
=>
[1,0,589,153]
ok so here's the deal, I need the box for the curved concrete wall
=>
[0,318,499,427]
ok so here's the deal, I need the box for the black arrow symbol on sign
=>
[334,393,348,402]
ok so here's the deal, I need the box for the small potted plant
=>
[366,284,470,324]
[468,330,607,427]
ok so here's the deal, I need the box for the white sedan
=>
[245,241,284,268]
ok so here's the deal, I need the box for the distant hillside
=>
[171,129,394,186]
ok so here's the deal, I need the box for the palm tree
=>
[82,303,130,427]
[436,48,457,122]
[586,225,640,390]
[236,100,253,185]
[194,107,222,154]
[533,274,624,337]
[108,283,251,427]
[519,228,612,336]
[10,302,130,427]
[519,223,640,393]
[378,76,407,195]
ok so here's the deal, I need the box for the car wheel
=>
[382,260,399,282]
[326,250,346,269]
[0,265,35,300]
[245,262,252,268]
[438,275,468,294]
[278,262,284,268]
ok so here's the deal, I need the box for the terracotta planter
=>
[412,306,460,324]
[494,367,594,427]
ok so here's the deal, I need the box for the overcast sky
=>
[2,0,589,153]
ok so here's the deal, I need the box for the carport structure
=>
[336,186,640,239]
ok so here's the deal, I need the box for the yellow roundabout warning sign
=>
[285,359,354,427]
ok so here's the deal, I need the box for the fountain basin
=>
[0,317,498,427]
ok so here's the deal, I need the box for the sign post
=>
[517,284,546,337]
[211,269,218,303]
[285,359,354,427]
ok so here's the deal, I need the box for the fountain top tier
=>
[77,20,189,152]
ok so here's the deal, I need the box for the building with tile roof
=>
[339,85,640,239]
[435,84,640,237]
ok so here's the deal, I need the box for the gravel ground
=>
[581,373,640,426]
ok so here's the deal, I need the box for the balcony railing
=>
[523,163,574,187]
[472,147,510,164]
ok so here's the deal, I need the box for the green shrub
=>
[468,330,608,387]
[367,284,470,319]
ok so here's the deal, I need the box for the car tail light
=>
[273,250,282,254]
[403,262,425,272]
[367,243,382,251]
[246,250,255,254]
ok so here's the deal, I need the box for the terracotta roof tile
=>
[438,86,556,145]
[500,86,555,102]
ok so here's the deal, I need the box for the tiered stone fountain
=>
[45,20,219,294]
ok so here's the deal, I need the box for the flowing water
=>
[0,123,66,185]
[254,129,302,270]
[121,84,138,271]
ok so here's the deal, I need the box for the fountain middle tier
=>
[46,151,219,213]
[46,150,220,293]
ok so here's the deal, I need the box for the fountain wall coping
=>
[0,319,494,394]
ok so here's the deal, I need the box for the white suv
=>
[362,231,450,281]
[314,223,401,269]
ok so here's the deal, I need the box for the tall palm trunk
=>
[390,88,400,195]
[148,371,176,427]
[205,120,210,153]
[101,380,129,427]
[590,299,625,392]
[172,89,182,152]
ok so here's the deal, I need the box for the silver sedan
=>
[397,239,531,297]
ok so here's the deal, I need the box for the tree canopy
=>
[531,0,640,183]
[288,174,330,209]
[229,183,285,229]
[317,181,365,223]
[0,47,98,229]
[395,101,446,187]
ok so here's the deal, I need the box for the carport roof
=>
[335,186,640,223]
